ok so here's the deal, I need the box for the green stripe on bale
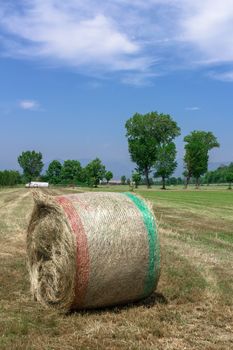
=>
[124,193,160,297]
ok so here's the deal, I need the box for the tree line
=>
[45,158,113,187]
[203,163,233,189]
[1,110,232,189]
[0,152,113,187]
[0,170,21,186]
[18,151,113,187]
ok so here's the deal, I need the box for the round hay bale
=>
[27,191,160,311]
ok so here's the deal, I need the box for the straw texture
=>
[27,191,160,311]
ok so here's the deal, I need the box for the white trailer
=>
[25,182,49,188]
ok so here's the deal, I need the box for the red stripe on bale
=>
[56,196,89,308]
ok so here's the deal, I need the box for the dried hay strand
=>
[27,191,160,311]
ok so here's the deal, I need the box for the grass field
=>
[0,186,232,349]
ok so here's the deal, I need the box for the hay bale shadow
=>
[109,292,168,314]
[69,292,167,316]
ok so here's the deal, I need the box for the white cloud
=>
[179,0,233,64]
[121,72,159,86]
[0,1,145,72]
[185,107,200,111]
[19,100,39,111]
[208,71,233,82]
[1,1,233,83]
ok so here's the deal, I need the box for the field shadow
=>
[69,292,167,316]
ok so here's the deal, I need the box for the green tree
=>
[203,163,233,185]
[105,171,113,184]
[132,172,141,188]
[0,170,21,186]
[121,175,126,185]
[61,160,82,184]
[204,171,213,185]
[184,131,220,188]
[9,170,21,186]
[226,170,233,189]
[125,112,180,188]
[177,177,183,185]
[85,158,106,187]
[169,177,177,186]
[154,142,177,190]
[46,160,62,184]
[18,150,44,181]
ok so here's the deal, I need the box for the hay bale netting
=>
[27,191,160,311]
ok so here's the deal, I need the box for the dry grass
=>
[0,187,232,350]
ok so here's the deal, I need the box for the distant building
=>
[25,182,49,188]
[100,179,122,185]
[109,180,122,185]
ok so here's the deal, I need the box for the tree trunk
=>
[161,176,166,190]
[195,177,200,189]
[145,168,151,188]
[185,176,190,189]
[229,182,232,190]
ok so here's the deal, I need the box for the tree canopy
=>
[46,160,62,184]
[226,170,233,189]
[85,158,106,187]
[125,112,180,187]
[154,142,177,189]
[105,171,113,184]
[18,150,44,181]
[184,131,220,188]
[132,172,141,188]
[61,160,82,184]
[0,170,21,186]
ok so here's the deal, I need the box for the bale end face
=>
[27,191,76,311]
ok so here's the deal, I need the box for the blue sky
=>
[0,1,233,177]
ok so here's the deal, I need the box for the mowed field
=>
[0,186,233,350]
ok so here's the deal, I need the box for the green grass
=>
[139,188,233,215]
[0,186,232,350]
